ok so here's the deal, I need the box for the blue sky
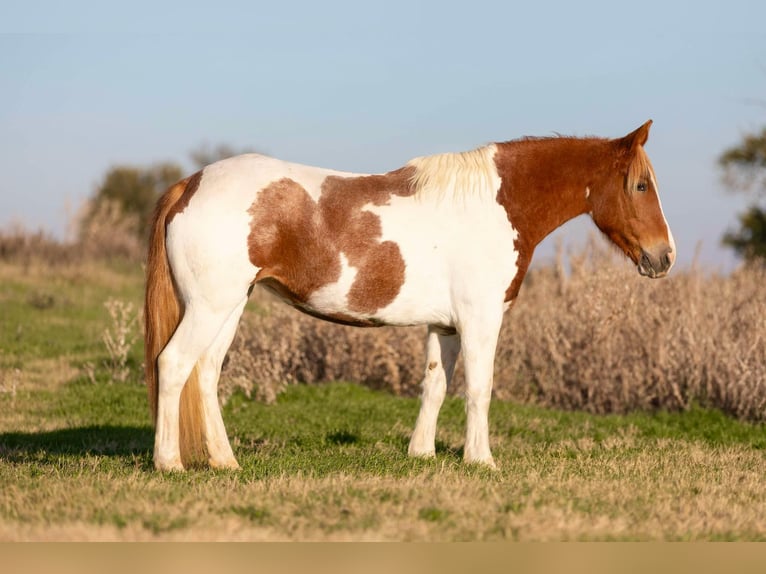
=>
[1,1,765,269]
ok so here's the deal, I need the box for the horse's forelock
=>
[625,145,653,193]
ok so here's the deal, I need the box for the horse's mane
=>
[406,144,500,203]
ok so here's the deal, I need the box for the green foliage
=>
[719,127,766,261]
[723,205,766,261]
[719,127,766,193]
[0,263,144,385]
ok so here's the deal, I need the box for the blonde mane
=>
[406,144,500,203]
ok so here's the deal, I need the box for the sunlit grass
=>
[2,381,766,540]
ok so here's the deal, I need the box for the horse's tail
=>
[144,175,206,467]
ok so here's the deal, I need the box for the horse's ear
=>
[619,120,653,150]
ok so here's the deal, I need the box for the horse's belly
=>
[299,252,452,327]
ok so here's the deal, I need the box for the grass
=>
[2,259,766,540]
[0,261,144,389]
[2,380,766,541]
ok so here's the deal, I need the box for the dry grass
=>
[221,301,425,404]
[3,437,766,541]
[0,199,143,266]
[72,199,144,261]
[0,257,144,400]
[221,240,766,421]
[0,224,78,267]
[494,240,766,420]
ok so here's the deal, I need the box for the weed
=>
[102,298,138,384]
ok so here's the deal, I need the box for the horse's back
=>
[163,152,518,328]
[165,154,358,256]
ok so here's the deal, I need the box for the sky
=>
[1,0,765,270]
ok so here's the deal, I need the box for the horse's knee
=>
[157,348,193,396]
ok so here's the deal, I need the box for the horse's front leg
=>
[408,326,461,458]
[459,310,504,468]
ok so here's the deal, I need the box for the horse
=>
[144,120,675,471]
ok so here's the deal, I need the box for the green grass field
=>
[2,261,766,540]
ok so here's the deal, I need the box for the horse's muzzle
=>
[638,245,674,278]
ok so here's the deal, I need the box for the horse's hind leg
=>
[408,327,461,458]
[197,298,248,469]
[154,302,242,471]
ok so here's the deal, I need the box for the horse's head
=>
[589,120,675,278]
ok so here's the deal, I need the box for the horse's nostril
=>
[640,252,652,269]
[661,252,670,269]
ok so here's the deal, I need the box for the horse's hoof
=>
[154,458,185,472]
[210,458,241,470]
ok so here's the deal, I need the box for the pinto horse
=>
[145,120,675,471]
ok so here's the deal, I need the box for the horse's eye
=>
[636,182,647,193]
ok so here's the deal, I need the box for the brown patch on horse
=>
[166,170,203,225]
[493,137,617,301]
[248,178,342,301]
[319,168,413,312]
[247,167,415,317]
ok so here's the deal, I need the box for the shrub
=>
[1,199,144,266]
[493,242,766,420]
[0,224,76,266]
[72,199,143,261]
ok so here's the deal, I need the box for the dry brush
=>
[220,242,766,421]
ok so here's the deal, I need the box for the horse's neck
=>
[493,138,604,250]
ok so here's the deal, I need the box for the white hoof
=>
[154,457,185,472]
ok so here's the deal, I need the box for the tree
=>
[719,127,766,262]
[722,207,766,260]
